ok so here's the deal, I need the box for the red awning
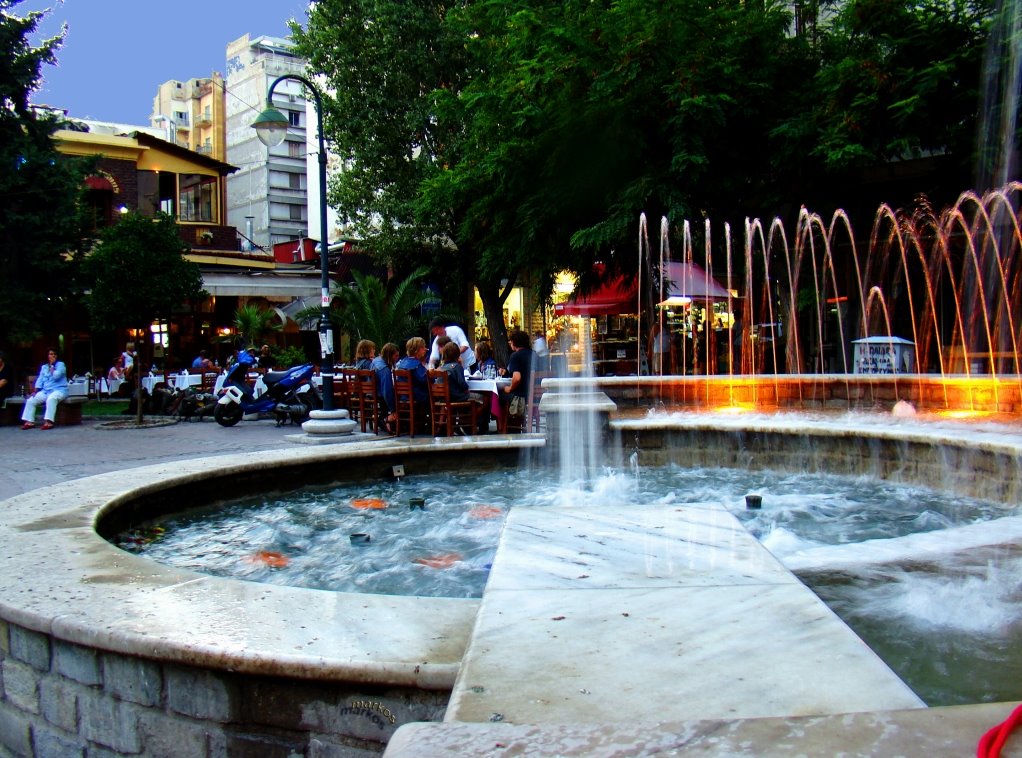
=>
[553,270,639,317]
[85,175,114,191]
[661,261,733,302]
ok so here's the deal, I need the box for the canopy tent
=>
[660,261,733,304]
[553,270,639,317]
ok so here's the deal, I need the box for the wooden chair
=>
[501,374,544,433]
[342,368,361,426]
[392,369,418,438]
[354,369,381,434]
[330,367,350,411]
[201,371,220,393]
[427,369,481,437]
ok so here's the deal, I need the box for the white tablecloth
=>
[141,375,165,395]
[67,378,89,398]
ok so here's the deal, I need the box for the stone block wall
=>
[0,622,448,757]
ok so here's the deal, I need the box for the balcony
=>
[181,224,241,252]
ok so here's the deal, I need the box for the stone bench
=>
[2,396,86,426]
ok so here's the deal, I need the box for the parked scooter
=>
[214,355,321,427]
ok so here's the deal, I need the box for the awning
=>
[660,261,733,303]
[201,271,322,298]
[553,271,639,317]
[85,175,114,191]
[278,297,319,330]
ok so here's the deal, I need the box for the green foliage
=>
[303,266,431,354]
[0,2,91,343]
[271,345,309,369]
[805,0,991,170]
[84,212,205,331]
[232,303,283,349]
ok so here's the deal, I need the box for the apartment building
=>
[224,33,310,249]
[150,74,227,161]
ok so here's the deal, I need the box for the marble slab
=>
[485,504,797,590]
[388,701,1022,757]
[447,504,923,725]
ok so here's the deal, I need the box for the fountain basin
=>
[0,420,1019,755]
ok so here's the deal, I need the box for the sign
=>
[420,283,441,317]
[852,337,914,374]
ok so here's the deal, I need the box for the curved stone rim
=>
[0,437,539,689]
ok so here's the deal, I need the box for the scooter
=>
[214,359,321,427]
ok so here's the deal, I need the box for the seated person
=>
[257,344,274,371]
[371,342,400,430]
[475,340,498,378]
[121,342,136,380]
[0,350,12,406]
[107,356,124,382]
[395,337,430,405]
[21,348,68,430]
[439,341,487,432]
[501,329,536,420]
[354,339,376,371]
[191,350,214,372]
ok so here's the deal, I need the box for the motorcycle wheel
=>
[214,403,244,427]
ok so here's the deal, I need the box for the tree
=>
[84,212,205,422]
[805,0,991,173]
[0,1,91,344]
[233,303,283,349]
[297,267,431,359]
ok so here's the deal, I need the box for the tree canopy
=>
[84,212,205,333]
[294,0,995,349]
[0,0,91,344]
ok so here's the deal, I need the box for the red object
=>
[84,175,114,191]
[554,266,639,316]
[978,702,1022,757]
[272,237,320,264]
[662,261,733,302]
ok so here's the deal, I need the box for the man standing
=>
[427,317,476,373]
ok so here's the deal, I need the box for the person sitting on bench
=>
[21,348,68,430]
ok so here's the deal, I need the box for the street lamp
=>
[252,74,334,411]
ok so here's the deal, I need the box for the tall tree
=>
[83,212,205,423]
[0,1,90,344]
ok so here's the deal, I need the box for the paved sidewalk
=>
[0,416,312,502]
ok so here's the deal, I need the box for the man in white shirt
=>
[428,317,476,372]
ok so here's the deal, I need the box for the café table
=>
[141,374,166,395]
[467,376,511,430]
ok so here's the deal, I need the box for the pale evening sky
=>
[18,0,309,124]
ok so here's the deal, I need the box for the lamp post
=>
[252,74,334,411]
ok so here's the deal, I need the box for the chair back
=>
[392,369,417,437]
[332,367,351,410]
[354,369,380,434]
[428,368,480,436]
[201,371,219,392]
[341,368,360,424]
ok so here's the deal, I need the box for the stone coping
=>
[0,436,541,690]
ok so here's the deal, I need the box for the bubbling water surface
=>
[115,465,1022,705]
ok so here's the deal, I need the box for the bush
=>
[273,345,309,368]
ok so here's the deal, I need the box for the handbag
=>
[508,395,526,417]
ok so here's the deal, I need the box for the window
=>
[288,204,306,222]
[137,170,177,217]
[288,173,304,190]
[287,141,303,159]
[287,110,301,127]
[174,110,189,125]
[178,173,217,222]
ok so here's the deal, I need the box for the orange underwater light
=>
[351,497,388,510]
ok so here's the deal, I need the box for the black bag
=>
[177,390,216,420]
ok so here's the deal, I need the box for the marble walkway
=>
[385,499,1021,756]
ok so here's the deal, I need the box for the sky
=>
[19,0,310,124]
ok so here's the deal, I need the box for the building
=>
[150,74,227,161]
[52,127,323,372]
[225,33,311,248]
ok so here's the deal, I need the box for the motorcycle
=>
[214,359,321,427]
